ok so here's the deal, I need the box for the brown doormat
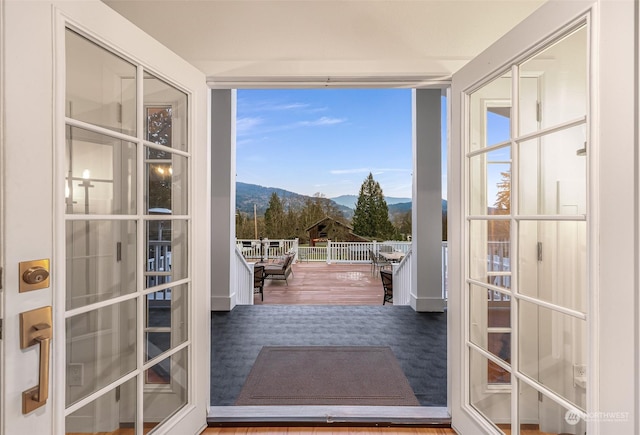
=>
[235,346,420,406]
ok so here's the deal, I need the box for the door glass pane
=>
[519,381,586,435]
[145,220,188,288]
[144,73,188,152]
[145,284,189,363]
[488,332,511,384]
[66,299,137,407]
[518,299,586,409]
[470,348,511,433]
[469,285,511,366]
[518,125,587,216]
[518,221,587,313]
[143,347,189,429]
[66,126,137,215]
[469,220,511,286]
[145,147,188,215]
[469,74,512,152]
[65,377,137,435]
[486,107,511,146]
[469,147,511,215]
[519,26,587,136]
[66,220,137,310]
[65,30,136,136]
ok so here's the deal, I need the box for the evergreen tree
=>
[264,192,285,238]
[490,170,511,242]
[352,173,395,240]
[494,170,511,214]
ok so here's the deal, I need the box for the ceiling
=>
[103,0,545,87]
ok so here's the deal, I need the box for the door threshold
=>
[208,405,450,426]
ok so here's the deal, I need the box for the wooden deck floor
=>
[255,262,386,305]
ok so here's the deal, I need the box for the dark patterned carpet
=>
[210,305,447,407]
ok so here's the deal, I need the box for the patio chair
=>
[264,252,295,285]
[369,249,391,275]
[368,249,376,275]
[253,264,265,301]
[380,269,393,305]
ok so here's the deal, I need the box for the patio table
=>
[379,251,405,262]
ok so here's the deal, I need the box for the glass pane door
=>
[64,29,192,434]
[465,24,589,434]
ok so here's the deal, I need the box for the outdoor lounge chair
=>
[253,264,265,301]
[380,269,393,305]
[263,252,295,285]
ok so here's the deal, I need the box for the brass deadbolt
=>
[23,267,49,285]
[19,259,50,292]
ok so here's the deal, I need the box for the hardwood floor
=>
[255,263,387,305]
[201,428,457,434]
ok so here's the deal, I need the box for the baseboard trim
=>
[410,295,446,312]
[211,295,234,311]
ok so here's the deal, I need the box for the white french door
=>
[450,1,595,434]
[2,2,210,434]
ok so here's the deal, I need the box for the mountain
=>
[236,182,447,220]
[331,194,412,209]
[388,202,412,214]
[236,182,352,217]
[387,199,447,216]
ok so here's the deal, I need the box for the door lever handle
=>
[20,306,52,414]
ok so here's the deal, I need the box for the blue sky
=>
[236,89,447,199]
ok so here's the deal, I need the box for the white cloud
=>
[298,116,346,127]
[239,100,316,113]
[236,117,263,135]
[329,168,410,175]
[329,168,370,175]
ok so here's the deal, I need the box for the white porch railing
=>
[234,246,254,305]
[236,238,298,262]
[391,249,412,306]
[297,246,327,262]
[327,240,412,264]
[146,240,172,300]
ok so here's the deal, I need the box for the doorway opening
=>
[209,89,449,422]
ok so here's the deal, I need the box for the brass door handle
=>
[20,306,52,414]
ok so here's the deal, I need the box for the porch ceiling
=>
[102,0,545,87]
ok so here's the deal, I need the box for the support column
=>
[210,89,236,311]
[411,89,445,312]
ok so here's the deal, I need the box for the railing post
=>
[373,240,377,255]
[293,238,299,262]
[327,239,332,264]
